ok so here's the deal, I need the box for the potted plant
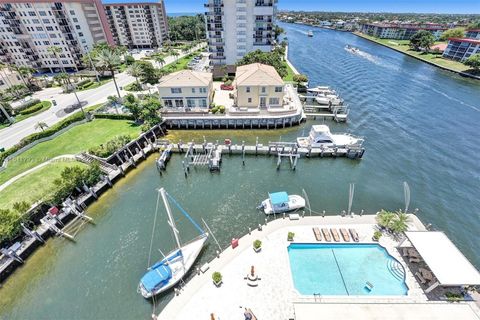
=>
[287,232,295,241]
[372,231,382,242]
[212,271,222,287]
[253,239,262,252]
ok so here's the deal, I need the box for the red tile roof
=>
[448,38,480,45]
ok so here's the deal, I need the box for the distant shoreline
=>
[167,12,201,17]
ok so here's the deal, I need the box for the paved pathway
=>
[0,154,76,192]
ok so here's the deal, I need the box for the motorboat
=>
[315,94,343,106]
[307,30,313,37]
[307,86,336,95]
[258,191,305,215]
[138,188,208,298]
[297,125,363,148]
[345,44,360,54]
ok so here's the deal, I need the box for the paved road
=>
[0,44,205,149]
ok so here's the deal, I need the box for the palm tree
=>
[391,212,411,235]
[34,121,48,132]
[376,210,396,231]
[0,98,14,124]
[0,62,20,98]
[94,47,122,99]
[107,95,120,114]
[10,65,33,92]
[47,46,85,117]
[154,56,165,68]
[127,62,142,85]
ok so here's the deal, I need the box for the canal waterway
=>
[1,22,479,319]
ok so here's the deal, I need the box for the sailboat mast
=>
[159,188,182,251]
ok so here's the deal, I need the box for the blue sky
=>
[164,0,480,14]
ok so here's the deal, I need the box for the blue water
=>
[288,243,408,296]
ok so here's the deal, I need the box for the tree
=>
[273,24,285,41]
[464,54,480,70]
[140,96,162,130]
[94,47,123,99]
[440,28,465,41]
[167,14,206,41]
[127,62,143,85]
[409,30,435,52]
[376,210,396,230]
[293,74,308,85]
[34,121,48,132]
[0,98,14,124]
[123,93,141,122]
[237,50,287,78]
[390,212,411,234]
[48,46,85,116]
[467,21,480,30]
[135,61,158,84]
[154,56,165,68]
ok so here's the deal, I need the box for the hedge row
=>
[18,101,51,115]
[76,79,91,87]
[16,99,41,112]
[93,113,135,121]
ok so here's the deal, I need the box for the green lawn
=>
[0,119,141,186]
[0,101,52,130]
[283,61,296,82]
[355,32,472,73]
[161,50,203,74]
[0,161,87,210]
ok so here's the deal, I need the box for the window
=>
[76,25,81,30]
[36,27,43,31]
[248,98,252,103]
[32,19,39,24]
[42,19,49,24]
[246,87,250,93]
[70,10,75,15]
[174,99,184,108]
[73,18,78,23]
[191,88,196,93]
[164,100,173,108]
[261,86,266,93]
[171,88,182,94]
[200,99,207,108]
[275,86,283,92]
[199,87,207,93]
[187,99,195,108]
[28,11,36,16]
[269,97,280,105]
[78,32,83,37]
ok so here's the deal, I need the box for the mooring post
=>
[182,160,188,178]
[308,145,312,157]
[283,212,286,219]
[322,210,325,217]
[360,209,364,216]
[293,155,298,170]
[248,227,251,235]
[255,137,259,156]
[264,218,268,225]
[277,153,281,170]
[242,141,245,166]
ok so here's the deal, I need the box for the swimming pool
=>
[288,243,408,296]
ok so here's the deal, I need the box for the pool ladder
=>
[387,259,405,281]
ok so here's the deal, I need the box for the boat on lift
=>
[315,94,344,106]
[138,188,208,298]
[258,191,305,215]
[297,125,363,148]
[307,86,336,95]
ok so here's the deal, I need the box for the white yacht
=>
[307,86,336,95]
[258,192,305,215]
[297,125,363,148]
[307,30,313,37]
[315,94,343,106]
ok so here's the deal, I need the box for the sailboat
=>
[138,188,208,298]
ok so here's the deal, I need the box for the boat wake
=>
[345,46,380,64]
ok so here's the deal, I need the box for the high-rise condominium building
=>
[103,0,168,49]
[205,0,277,65]
[0,0,168,72]
[0,0,114,72]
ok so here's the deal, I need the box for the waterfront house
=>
[157,70,213,109]
[233,63,285,109]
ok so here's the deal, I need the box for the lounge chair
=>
[330,228,340,242]
[244,308,257,320]
[349,228,359,242]
[312,227,322,241]
[409,257,421,263]
[408,249,420,258]
[415,272,427,284]
[402,247,409,257]
[321,228,332,242]
[339,228,350,242]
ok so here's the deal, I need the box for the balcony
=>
[204,2,224,7]
[255,1,273,6]
[205,11,224,16]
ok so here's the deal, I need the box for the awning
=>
[269,192,289,205]
[404,231,480,286]
[140,264,172,292]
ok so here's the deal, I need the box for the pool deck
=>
[154,214,480,320]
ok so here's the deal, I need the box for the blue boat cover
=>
[269,192,289,205]
[140,263,172,292]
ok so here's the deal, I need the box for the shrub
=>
[18,101,51,115]
[93,113,135,121]
[124,55,135,65]
[287,232,295,241]
[218,105,226,114]
[16,99,41,112]
[293,74,308,84]
[253,239,262,250]
[373,231,382,241]
[211,106,219,114]
[124,82,143,92]
[76,79,91,87]
[212,272,222,284]
[88,135,133,158]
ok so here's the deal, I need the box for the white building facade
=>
[205,0,277,65]
[103,0,168,49]
[0,0,114,72]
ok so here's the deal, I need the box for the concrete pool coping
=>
[156,214,439,319]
